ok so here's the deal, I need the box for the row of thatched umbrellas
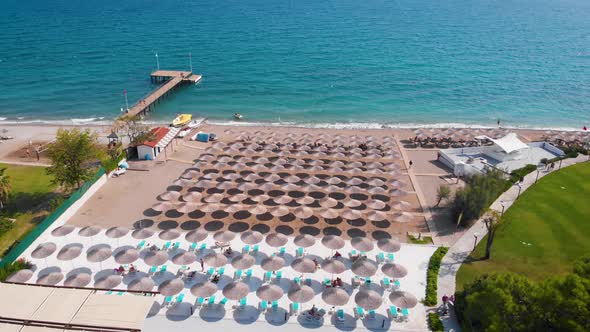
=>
[214,142,398,154]
[151,200,414,223]
[222,132,398,147]
[541,130,590,143]
[413,127,511,141]
[193,156,402,170]
[202,146,399,160]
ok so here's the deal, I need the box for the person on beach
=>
[497,119,501,127]
[409,160,413,168]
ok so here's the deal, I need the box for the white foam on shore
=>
[0,117,585,132]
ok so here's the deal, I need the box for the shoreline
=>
[0,117,588,132]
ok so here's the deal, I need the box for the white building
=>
[438,133,564,176]
[136,127,180,160]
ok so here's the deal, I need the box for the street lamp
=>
[473,232,479,251]
[515,183,522,199]
[500,201,505,217]
[535,163,544,184]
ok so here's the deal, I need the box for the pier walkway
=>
[122,70,202,119]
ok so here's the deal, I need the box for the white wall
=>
[137,145,155,160]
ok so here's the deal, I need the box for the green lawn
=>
[456,162,590,290]
[0,163,57,256]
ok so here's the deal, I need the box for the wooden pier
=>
[122,70,202,119]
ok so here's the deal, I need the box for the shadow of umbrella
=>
[330,312,357,331]
[232,305,261,324]
[265,307,289,326]
[199,305,226,322]
[296,313,325,329]
[166,302,194,321]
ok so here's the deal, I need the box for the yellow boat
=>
[172,114,192,127]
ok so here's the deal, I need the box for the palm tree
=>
[0,168,11,210]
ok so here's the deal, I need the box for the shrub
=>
[428,312,444,332]
[47,195,65,211]
[101,150,127,173]
[0,218,13,237]
[509,164,537,183]
[424,247,449,306]
[0,258,33,281]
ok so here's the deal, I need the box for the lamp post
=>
[535,164,544,184]
[515,183,522,199]
[500,201,505,217]
[473,232,479,251]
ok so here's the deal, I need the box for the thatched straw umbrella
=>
[291,257,316,274]
[144,250,168,266]
[213,230,236,243]
[159,229,180,240]
[203,252,228,268]
[182,192,202,202]
[321,258,346,274]
[128,277,155,292]
[382,263,408,279]
[172,251,196,265]
[176,202,200,214]
[228,194,248,203]
[322,287,349,306]
[37,272,64,285]
[389,291,418,308]
[377,238,401,253]
[288,285,314,303]
[87,245,112,263]
[231,254,256,270]
[106,227,129,239]
[249,205,268,215]
[200,204,220,213]
[64,272,92,287]
[293,234,316,248]
[79,226,101,237]
[342,209,362,220]
[159,191,181,201]
[151,202,176,212]
[351,258,378,277]
[391,201,412,211]
[240,231,263,245]
[265,233,288,247]
[256,284,284,302]
[186,229,208,243]
[355,289,382,310]
[293,206,314,219]
[51,225,75,237]
[95,275,122,289]
[115,247,139,264]
[261,256,285,271]
[366,199,386,210]
[343,199,362,208]
[191,281,218,298]
[321,235,345,250]
[31,242,57,259]
[351,237,374,252]
[132,228,154,240]
[367,211,387,222]
[223,281,249,300]
[6,269,33,283]
[159,278,184,296]
[57,244,83,261]
[270,206,290,217]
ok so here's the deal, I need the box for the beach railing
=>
[0,168,106,268]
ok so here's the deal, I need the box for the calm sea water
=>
[1,0,589,129]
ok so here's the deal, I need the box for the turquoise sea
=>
[0,0,589,129]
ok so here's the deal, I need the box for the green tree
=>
[113,115,155,145]
[483,210,501,260]
[456,273,539,332]
[534,275,590,331]
[0,168,10,209]
[573,254,590,280]
[450,169,510,226]
[435,185,451,207]
[46,128,103,191]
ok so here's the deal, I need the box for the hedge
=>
[424,246,449,306]
[428,312,444,332]
[509,164,537,183]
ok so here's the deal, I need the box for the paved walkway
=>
[437,155,588,331]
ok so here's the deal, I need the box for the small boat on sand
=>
[172,114,192,127]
